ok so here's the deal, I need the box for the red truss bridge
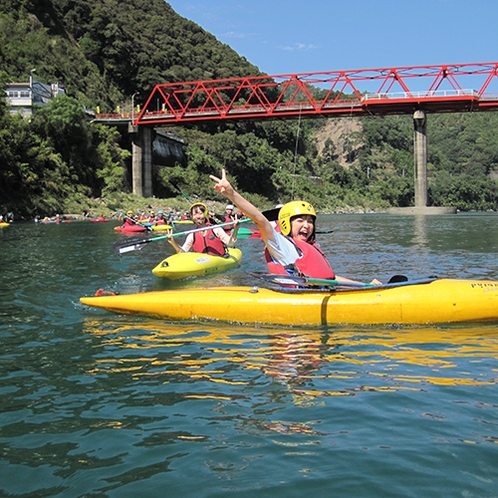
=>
[128,62,498,126]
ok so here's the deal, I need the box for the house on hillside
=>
[5,78,65,117]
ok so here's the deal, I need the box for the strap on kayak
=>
[95,289,118,297]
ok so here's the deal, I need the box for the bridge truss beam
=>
[135,62,498,126]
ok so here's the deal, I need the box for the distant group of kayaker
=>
[120,208,200,226]
[34,214,71,224]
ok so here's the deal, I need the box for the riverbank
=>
[39,192,387,222]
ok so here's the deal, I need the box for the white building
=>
[5,79,65,117]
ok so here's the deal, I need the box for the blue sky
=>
[166,0,498,79]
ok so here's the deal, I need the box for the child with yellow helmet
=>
[167,202,239,256]
[122,210,136,227]
[210,169,381,285]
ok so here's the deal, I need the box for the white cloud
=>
[278,43,319,52]
[221,30,260,39]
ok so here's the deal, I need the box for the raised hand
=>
[209,168,233,197]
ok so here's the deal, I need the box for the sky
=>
[166,0,498,91]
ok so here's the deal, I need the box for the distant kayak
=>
[150,224,173,231]
[152,247,242,279]
[172,220,194,225]
[114,225,147,233]
[40,219,71,224]
[0,222,10,227]
[91,218,110,223]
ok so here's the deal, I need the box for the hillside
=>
[0,0,261,110]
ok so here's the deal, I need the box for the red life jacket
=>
[223,214,235,231]
[191,228,227,256]
[264,237,335,279]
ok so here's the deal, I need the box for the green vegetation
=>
[1,0,497,218]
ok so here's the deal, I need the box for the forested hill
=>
[1,0,498,218]
[0,0,261,109]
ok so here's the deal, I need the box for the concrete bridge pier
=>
[130,124,153,197]
[387,110,456,214]
[413,110,427,207]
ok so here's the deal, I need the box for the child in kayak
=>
[155,210,167,225]
[122,210,136,227]
[167,202,239,257]
[210,169,381,285]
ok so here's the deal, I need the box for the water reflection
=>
[413,215,429,246]
[83,318,498,401]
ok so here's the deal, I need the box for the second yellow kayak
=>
[150,224,173,231]
[152,247,242,279]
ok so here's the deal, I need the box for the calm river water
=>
[1,213,497,497]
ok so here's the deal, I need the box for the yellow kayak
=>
[152,248,242,279]
[0,222,9,227]
[150,224,173,231]
[80,278,498,326]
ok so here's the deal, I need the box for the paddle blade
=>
[261,208,280,222]
[236,227,261,239]
[387,274,408,283]
[113,237,150,255]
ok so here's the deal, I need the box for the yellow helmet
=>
[278,200,316,236]
[126,210,133,216]
[190,202,209,220]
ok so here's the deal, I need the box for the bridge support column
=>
[413,110,427,207]
[130,125,153,197]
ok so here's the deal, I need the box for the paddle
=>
[114,218,252,254]
[236,227,260,239]
[252,272,374,288]
[168,180,193,203]
[253,272,436,289]
[261,207,281,222]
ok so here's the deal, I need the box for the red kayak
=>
[91,218,110,223]
[114,225,147,233]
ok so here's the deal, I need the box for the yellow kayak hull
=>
[0,222,9,227]
[80,278,498,326]
[152,248,242,279]
[150,224,173,231]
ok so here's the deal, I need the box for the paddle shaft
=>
[252,272,373,288]
[120,212,152,230]
[253,272,435,289]
[115,218,251,254]
[169,180,193,203]
[165,218,249,239]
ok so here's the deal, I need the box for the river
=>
[1,213,497,497]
